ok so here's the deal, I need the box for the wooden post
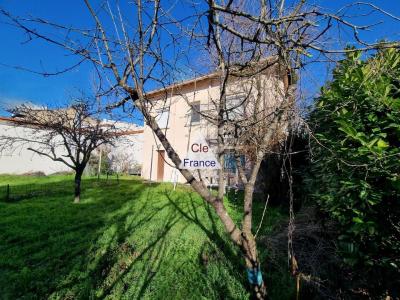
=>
[149,145,154,182]
[6,184,10,202]
[98,147,102,181]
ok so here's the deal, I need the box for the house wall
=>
[141,68,286,184]
[0,121,144,175]
[109,131,144,173]
[0,123,72,175]
[141,78,220,183]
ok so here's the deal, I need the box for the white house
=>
[141,62,287,185]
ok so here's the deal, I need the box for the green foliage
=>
[0,175,289,299]
[308,49,400,292]
[88,149,112,175]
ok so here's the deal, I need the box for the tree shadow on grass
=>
[0,179,250,299]
[163,190,248,298]
[87,196,186,299]
[86,186,249,299]
[0,178,173,299]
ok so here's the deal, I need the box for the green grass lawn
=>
[0,175,294,299]
[0,173,75,186]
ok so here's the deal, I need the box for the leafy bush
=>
[21,171,46,177]
[87,149,112,175]
[307,49,400,295]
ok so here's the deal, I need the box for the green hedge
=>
[307,48,400,294]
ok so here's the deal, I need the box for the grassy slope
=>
[0,175,293,300]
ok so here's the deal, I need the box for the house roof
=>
[145,71,220,99]
[145,56,280,100]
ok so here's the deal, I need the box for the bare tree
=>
[0,98,119,202]
[0,0,398,298]
[201,1,400,297]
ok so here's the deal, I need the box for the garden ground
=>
[0,175,294,299]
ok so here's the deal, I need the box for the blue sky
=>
[0,0,399,123]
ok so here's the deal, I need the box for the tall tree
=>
[0,98,118,202]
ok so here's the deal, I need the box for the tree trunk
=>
[135,96,265,297]
[242,177,267,299]
[241,232,267,300]
[74,170,82,203]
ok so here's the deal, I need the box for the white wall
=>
[109,131,144,173]
[0,123,72,175]
[0,121,144,175]
[141,78,220,184]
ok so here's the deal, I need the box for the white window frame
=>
[156,108,170,129]
[190,102,201,124]
[226,94,246,120]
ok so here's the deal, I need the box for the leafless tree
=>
[199,1,400,298]
[0,97,119,202]
[0,0,399,298]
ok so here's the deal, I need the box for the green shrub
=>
[307,48,400,295]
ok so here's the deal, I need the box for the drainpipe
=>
[149,145,154,182]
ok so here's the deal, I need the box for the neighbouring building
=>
[141,61,288,185]
[97,120,144,175]
[0,116,144,175]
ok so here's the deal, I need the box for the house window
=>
[224,152,245,172]
[156,109,170,129]
[191,102,201,123]
[226,94,245,120]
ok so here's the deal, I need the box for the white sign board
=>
[179,135,221,170]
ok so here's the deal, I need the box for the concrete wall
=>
[0,121,144,175]
[0,123,72,175]
[109,131,144,173]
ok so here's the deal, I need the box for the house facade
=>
[141,63,287,185]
